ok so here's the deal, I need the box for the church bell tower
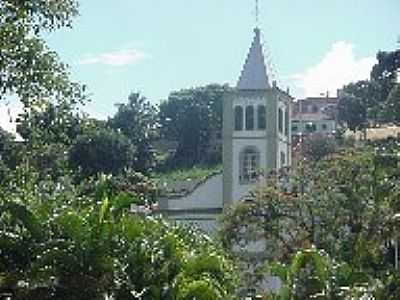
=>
[222,27,293,206]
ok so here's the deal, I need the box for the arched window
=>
[278,108,283,133]
[234,106,243,131]
[257,105,266,130]
[280,151,286,168]
[245,106,254,130]
[240,147,260,184]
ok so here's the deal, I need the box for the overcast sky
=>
[1,0,399,133]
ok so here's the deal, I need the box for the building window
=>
[312,105,319,113]
[257,105,266,130]
[245,106,254,130]
[240,147,260,184]
[284,109,289,136]
[280,151,286,168]
[278,108,283,134]
[234,106,243,131]
[292,125,298,132]
[322,123,327,130]
[301,103,308,113]
[305,122,317,133]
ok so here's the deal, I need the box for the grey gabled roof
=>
[237,28,270,90]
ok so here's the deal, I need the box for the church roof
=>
[237,28,270,90]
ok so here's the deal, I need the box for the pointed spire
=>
[237,28,270,90]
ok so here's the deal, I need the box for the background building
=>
[291,96,338,137]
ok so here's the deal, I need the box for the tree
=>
[268,247,332,299]
[337,49,400,128]
[0,128,16,166]
[13,100,99,179]
[0,0,87,181]
[371,49,400,123]
[302,133,336,162]
[374,273,400,299]
[0,0,84,106]
[385,84,400,123]
[69,127,134,178]
[109,92,158,173]
[220,144,400,294]
[17,100,84,146]
[337,81,374,131]
[371,50,400,101]
[0,171,238,300]
[159,84,229,168]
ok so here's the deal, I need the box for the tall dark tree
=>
[69,128,134,178]
[0,128,15,182]
[386,84,400,123]
[0,128,14,158]
[338,86,368,132]
[371,50,400,123]
[338,49,400,128]
[159,84,229,167]
[371,50,400,100]
[109,93,158,173]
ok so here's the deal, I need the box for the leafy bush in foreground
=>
[0,172,237,300]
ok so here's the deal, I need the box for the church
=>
[158,26,293,234]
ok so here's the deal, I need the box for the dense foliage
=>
[159,84,229,168]
[0,2,238,299]
[0,172,237,300]
[2,1,400,299]
[338,49,400,130]
[109,92,158,173]
[69,127,134,178]
[0,0,85,106]
[221,140,400,298]
[301,133,337,162]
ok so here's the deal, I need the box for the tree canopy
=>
[109,92,158,173]
[0,171,238,299]
[159,84,229,168]
[220,140,400,297]
[338,49,400,129]
[0,0,84,106]
[69,127,134,178]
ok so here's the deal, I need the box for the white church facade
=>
[158,27,292,234]
[223,27,292,207]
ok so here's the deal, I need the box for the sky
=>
[1,0,399,133]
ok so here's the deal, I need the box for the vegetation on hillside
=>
[153,164,222,186]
